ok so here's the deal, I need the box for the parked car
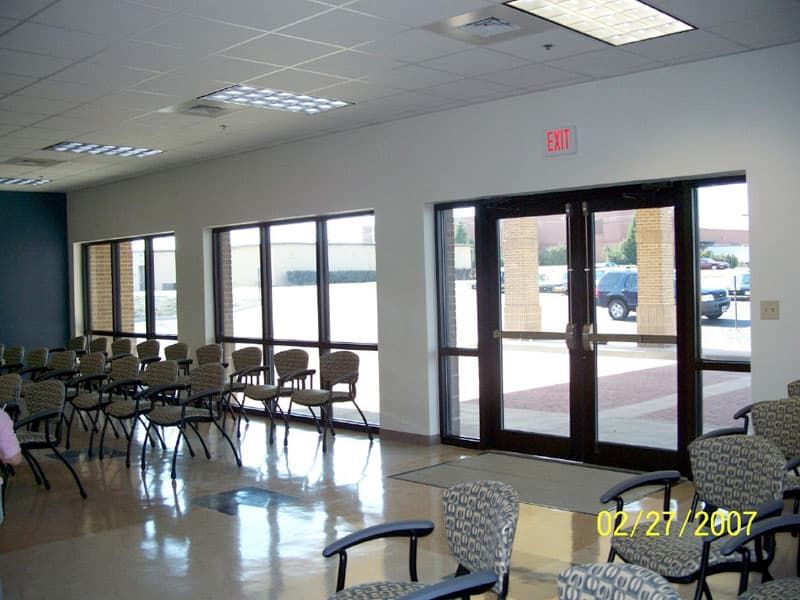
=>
[699,257,730,270]
[595,269,731,320]
[729,271,750,299]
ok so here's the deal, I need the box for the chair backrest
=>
[0,343,4,362]
[558,563,681,600]
[320,351,358,390]
[24,379,65,417]
[79,352,106,377]
[190,363,225,395]
[4,346,23,366]
[110,338,133,357]
[232,346,262,372]
[109,355,140,382]
[136,339,160,360]
[196,343,223,366]
[89,337,109,354]
[0,373,21,405]
[442,480,519,597]
[751,398,800,459]
[47,350,76,372]
[26,347,49,369]
[689,434,785,513]
[274,349,308,378]
[143,360,178,386]
[164,342,189,361]
[66,335,87,353]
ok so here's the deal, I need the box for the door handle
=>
[582,323,595,352]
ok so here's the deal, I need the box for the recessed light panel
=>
[199,84,352,115]
[0,177,50,185]
[505,0,694,46]
[44,141,164,158]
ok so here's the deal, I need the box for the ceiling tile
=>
[311,79,403,103]
[0,49,74,78]
[132,73,221,97]
[300,49,402,79]
[651,0,800,28]
[0,22,111,60]
[53,61,160,90]
[90,90,179,112]
[32,0,174,38]
[0,73,37,95]
[624,29,748,64]
[245,68,347,93]
[365,64,464,90]
[34,114,111,133]
[181,0,329,32]
[17,79,106,104]
[423,77,518,100]
[709,8,800,48]
[479,62,586,89]
[0,94,78,115]
[364,90,453,112]
[61,102,151,123]
[4,126,77,144]
[278,7,408,48]
[0,17,17,34]
[546,49,663,78]
[173,55,282,84]
[91,40,193,71]
[223,33,340,66]
[132,14,263,54]
[0,108,48,127]
[349,0,493,28]
[362,28,475,63]
[488,27,607,62]
[0,0,54,20]
[420,48,530,77]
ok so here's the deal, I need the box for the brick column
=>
[442,211,461,432]
[88,245,113,330]
[635,207,676,339]
[119,242,135,332]
[502,217,541,331]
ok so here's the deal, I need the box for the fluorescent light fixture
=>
[199,84,352,115]
[0,177,50,185]
[44,141,164,158]
[505,0,694,46]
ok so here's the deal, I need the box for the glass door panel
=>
[498,214,570,437]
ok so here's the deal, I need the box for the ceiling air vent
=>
[158,99,240,118]
[457,16,520,38]
[3,157,65,167]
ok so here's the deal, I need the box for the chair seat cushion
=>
[243,384,278,401]
[72,392,101,410]
[105,399,150,418]
[16,431,56,446]
[329,581,426,600]
[558,563,680,600]
[740,577,800,599]
[292,389,329,406]
[224,382,247,393]
[786,474,800,493]
[611,518,741,579]
[329,391,351,403]
[147,405,207,425]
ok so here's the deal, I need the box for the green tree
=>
[540,245,567,265]
[605,218,637,265]
[454,222,469,244]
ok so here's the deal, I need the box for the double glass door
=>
[478,184,690,469]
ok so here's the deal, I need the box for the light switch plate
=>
[760,300,780,320]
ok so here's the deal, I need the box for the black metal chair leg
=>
[170,428,183,479]
[49,444,87,499]
[188,422,211,459]
[22,450,43,486]
[352,402,373,441]
[212,419,241,466]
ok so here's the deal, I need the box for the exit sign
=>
[545,126,577,156]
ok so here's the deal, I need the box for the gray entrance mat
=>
[392,451,676,515]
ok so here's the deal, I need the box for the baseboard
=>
[379,429,440,445]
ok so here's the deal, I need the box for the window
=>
[213,212,379,427]
[84,234,178,346]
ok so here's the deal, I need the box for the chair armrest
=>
[49,347,66,353]
[600,470,681,513]
[139,356,161,367]
[15,408,61,429]
[107,353,133,363]
[786,455,800,472]
[397,570,497,600]
[19,365,49,378]
[233,365,270,381]
[99,377,143,394]
[279,368,315,385]
[180,387,222,406]
[134,382,188,399]
[0,362,24,373]
[40,368,78,381]
[68,372,109,388]
[328,369,358,388]
[733,403,754,421]
[720,512,800,555]
[323,520,435,592]
[693,427,744,442]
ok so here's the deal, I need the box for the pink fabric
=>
[0,410,21,469]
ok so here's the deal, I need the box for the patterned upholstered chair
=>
[18,347,50,381]
[88,336,109,355]
[721,514,800,599]
[323,480,519,599]
[287,350,370,452]
[13,380,87,498]
[100,359,178,467]
[177,343,225,386]
[751,398,800,511]
[65,335,87,356]
[788,380,800,398]
[0,374,21,416]
[558,563,681,600]
[164,342,191,375]
[601,435,787,600]
[0,346,23,374]
[136,339,161,371]
[141,362,241,479]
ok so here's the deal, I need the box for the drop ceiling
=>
[1,0,798,192]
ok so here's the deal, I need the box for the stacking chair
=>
[0,374,21,415]
[136,339,161,371]
[164,342,191,376]
[177,343,224,386]
[287,350,370,452]
[13,380,87,499]
[141,363,241,479]
[0,346,23,374]
[108,338,134,362]
[323,480,519,599]
[88,337,109,355]
[63,352,108,446]
[65,335,87,356]
[18,347,50,381]
[558,563,681,600]
[100,359,178,467]
[751,397,800,511]
[67,355,139,451]
[600,435,787,600]
[720,514,800,598]
[21,351,76,399]
[221,346,263,436]
[789,380,800,398]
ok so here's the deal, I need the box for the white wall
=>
[68,43,800,437]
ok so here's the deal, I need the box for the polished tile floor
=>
[0,415,796,599]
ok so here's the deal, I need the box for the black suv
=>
[595,269,731,320]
